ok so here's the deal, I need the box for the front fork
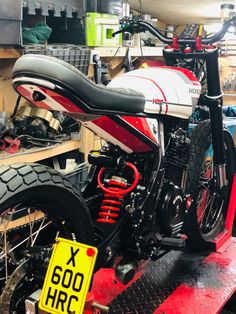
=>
[207,97,227,188]
[164,48,228,188]
[206,50,227,188]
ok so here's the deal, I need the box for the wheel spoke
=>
[0,163,91,313]
[200,194,215,228]
[197,176,225,233]
[196,158,218,232]
[211,201,224,228]
[197,190,212,224]
[0,204,64,313]
[31,215,48,246]
[3,216,9,284]
[185,122,234,249]
[0,219,51,260]
[197,154,226,233]
[27,207,33,247]
[27,207,42,247]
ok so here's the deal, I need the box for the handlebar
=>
[113,15,236,45]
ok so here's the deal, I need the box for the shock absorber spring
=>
[97,162,140,224]
[97,176,127,224]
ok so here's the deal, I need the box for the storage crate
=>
[86,13,122,47]
[65,162,90,188]
[0,0,22,45]
[22,0,85,18]
[46,14,86,44]
[24,45,91,75]
[0,21,22,46]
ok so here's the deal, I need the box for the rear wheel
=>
[184,121,235,250]
[0,163,94,313]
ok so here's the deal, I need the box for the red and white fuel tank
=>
[108,66,201,119]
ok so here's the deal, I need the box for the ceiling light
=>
[220,3,235,21]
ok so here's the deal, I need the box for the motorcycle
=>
[0,15,235,313]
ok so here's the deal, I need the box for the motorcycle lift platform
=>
[85,176,236,314]
[87,237,236,314]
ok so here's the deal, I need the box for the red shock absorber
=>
[97,162,140,224]
[97,176,127,224]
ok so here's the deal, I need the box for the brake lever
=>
[112,16,145,38]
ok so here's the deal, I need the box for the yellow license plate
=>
[39,237,98,314]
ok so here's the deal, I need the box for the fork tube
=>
[205,49,227,187]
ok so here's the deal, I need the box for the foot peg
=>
[115,238,186,285]
[115,258,139,285]
[160,237,186,250]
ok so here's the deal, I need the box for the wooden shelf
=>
[0,48,22,59]
[0,140,81,165]
[91,46,164,58]
[0,46,163,60]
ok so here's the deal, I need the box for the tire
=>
[0,163,94,313]
[184,120,235,250]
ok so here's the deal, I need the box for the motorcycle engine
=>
[164,128,191,187]
[159,128,191,236]
[159,182,185,236]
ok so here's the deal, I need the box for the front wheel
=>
[184,121,235,250]
[0,163,94,314]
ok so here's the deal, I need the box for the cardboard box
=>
[0,60,19,114]
[219,56,236,106]
[2,79,18,114]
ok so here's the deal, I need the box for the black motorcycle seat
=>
[12,54,146,114]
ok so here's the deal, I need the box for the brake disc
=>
[0,259,28,314]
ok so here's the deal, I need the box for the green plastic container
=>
[86,12,122,47]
